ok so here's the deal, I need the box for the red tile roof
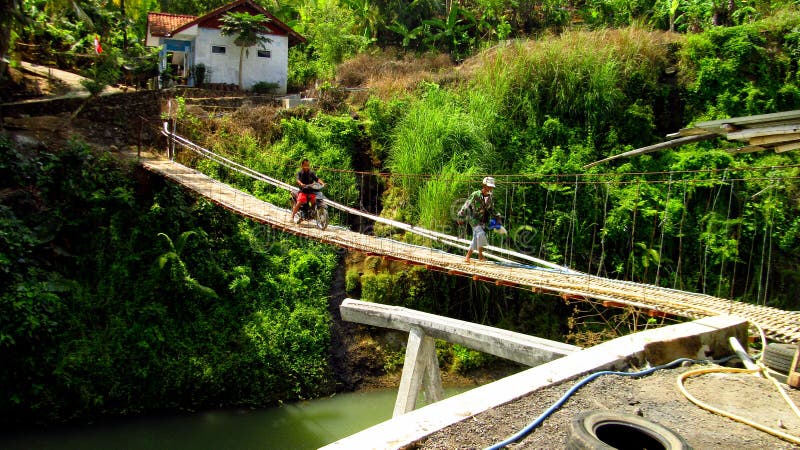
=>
[147,0,305,46]
[147,12,197,37]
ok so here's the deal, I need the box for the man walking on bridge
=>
[459,176,496,263]
[291,158,325,224]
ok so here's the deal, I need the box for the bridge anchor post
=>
[393,326,443,417]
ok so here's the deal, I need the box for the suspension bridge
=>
[128,124,800,343]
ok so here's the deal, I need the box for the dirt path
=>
[16,61,123,100]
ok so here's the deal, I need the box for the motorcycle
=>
[290,182,329,230]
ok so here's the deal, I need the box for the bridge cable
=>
[596,182,610,277]
[626,181,641,281]
[757,189,768,305]
[655,172,672,286]
[719,173,735,300]
[565,175,578,268]
[702,170,727,294]
[673,180,688,290]
[315,162,800,184]
[761,183,776,305]
[538,186,550,260]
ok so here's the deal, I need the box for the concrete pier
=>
[321,313,748,450]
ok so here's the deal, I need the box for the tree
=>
[45,0,95,27]
[108,0,128,50]
[0,0,25,81]
[295,0,371,79]
[219,11,272,90]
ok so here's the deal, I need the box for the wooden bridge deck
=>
[134,152,800,344]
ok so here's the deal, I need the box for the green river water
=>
[0,387,471,450]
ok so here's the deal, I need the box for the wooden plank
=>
[421,335,444,406]
[728,336,761,374]
[340,298,580,367]
[749,133,800,145]
[726,124,800,140]
[775,141,800,153]
[694,110,800,129]
[321,315,750,450]
[667,127,714,138]
[603,300,628,308]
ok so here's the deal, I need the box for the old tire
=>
[763,343,797,374]
[566,411,691,450]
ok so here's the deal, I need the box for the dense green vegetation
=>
[4,0,798,90]
[358,18,800,310]
[0,138,338,426]
[2,0,800,429]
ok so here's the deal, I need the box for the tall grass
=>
[386,28,679,227]
[388,84,494,209]
[417,162,479,231]
[468,28,676,131]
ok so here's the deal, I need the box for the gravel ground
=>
[415,363,800,449]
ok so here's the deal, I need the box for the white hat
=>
[482,176,496,188]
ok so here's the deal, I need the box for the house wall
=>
[145,29,159,47]
[193,27,289,94]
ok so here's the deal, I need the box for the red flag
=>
[94,35,103,54]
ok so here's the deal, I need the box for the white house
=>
[145,0,305,93]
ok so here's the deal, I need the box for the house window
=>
[211,45,226,54]
[257,50,271,58]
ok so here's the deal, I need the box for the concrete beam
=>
[340,299,580,367]
[393,327,443,417]
[321,314,749,450]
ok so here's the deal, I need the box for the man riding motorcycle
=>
[291,158,325,224]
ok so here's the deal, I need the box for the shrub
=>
[345,268,361,294]
[449,344,492,374]
[192,63,207,87]
[251,81,279,94]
